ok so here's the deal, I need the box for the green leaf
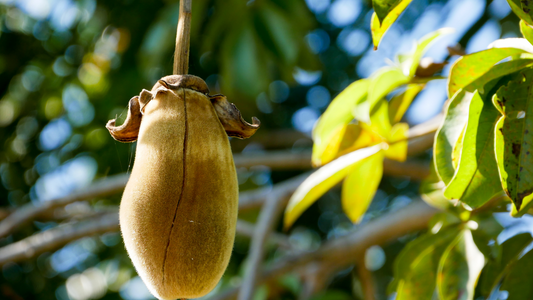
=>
[403,28,454,77]
[444,90,503,208]
[370,0,412,50]
[500,241,533,300]
[508,0,533,25]
[434,90,473,185]
[393,226,461,300]
[479,233,533,297]
[385,122,409,162]
[284,145,382,229]
[448,48,527,97]
[372,0,402,24]
[493,69,533,215]
[521,20,533,45]
[388,84,424,124]
[463,59,533,95]
[437,230,484,300]
[312,79,370,166]
[341,152,384,223]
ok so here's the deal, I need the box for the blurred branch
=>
[238,178,297,300]
[208,201,439,300]
[0,174,128,239]
[0,213,120,266]
[237,219,291,249]
[173,0,191,74]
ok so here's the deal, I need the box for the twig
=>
[238,182,296,300]
[173,0,192,75]
[207,201,438,300]
[356,258,375,300]
[236,219,291,249]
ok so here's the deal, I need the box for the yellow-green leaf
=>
[443,90,503,208]
[284,145,382,229]
[341,152,384,223]
[434,89,473,185]
[370,0,412,50]
[385,122,408,162]
[388,84,424,124]
[312,79,370,166]
[448,48,528,97]
[367,67,410,113]
[520,20,533,45]
[369,99,392,138]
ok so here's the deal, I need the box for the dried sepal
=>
[154,74,209,94]
[106,96,143,142]
[210,94,260,139]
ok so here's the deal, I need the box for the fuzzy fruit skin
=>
[120,87,238,299]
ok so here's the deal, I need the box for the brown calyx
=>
[106,74,259,142]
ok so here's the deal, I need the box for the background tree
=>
[0,0,529,299]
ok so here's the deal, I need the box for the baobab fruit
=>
[106,75,259,300]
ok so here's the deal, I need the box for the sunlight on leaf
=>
[388,84,424,123]
[284,145,382,229]
[370,0,412,50]
[335,124,382,159]
[444,90,503,208]
[312,80,370,167]
[367,67,409,113]
[489,38,533,53]
[448,48,527,97]
[402,28,454,77]
[369,99,392,138]
[384,122,408,162]
[493,70,533,215]
[341,151,384,223]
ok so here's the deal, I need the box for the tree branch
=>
[173,0,192,74]
[207,201,439,300]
